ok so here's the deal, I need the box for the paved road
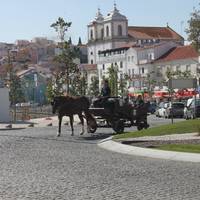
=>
[0,120,200,200]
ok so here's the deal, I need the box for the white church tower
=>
[87,3,129,65]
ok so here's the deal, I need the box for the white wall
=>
[96,23,104,39]
[0,88,11,122]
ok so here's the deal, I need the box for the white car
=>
[155,102,169,118]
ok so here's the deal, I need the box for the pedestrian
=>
[101,79,111,97]
[135,95,144,106]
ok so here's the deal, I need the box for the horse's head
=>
[51,97,60,114]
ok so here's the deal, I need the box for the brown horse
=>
[51,96,96,136]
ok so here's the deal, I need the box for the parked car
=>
[148,102,157,114]
[155,102,169,117]
[184,99,200,119]
[165,102,185,118]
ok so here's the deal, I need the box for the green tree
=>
[9,74,25,104]
[50,17,79,96]
[144,73,156,97]
[78,37,82,46]
[3,49,25,104]
[51,17,71,42]
[88,76,99,96]
[166,68,192,79]
[68,72,87,96]
[186,4,200,51]
[119,74,128,96]
[107,64,118,96]
[68,37,72,45]
[46,78,54,102]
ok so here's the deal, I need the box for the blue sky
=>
[0,0,199,44]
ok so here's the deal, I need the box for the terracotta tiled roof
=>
[128,26,183,40]
[155,45,199,63]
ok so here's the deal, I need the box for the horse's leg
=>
[69,115,74,136]
[57,115,62,137]
[78,114,84,135]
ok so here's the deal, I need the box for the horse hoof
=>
[57,132,61,137]
[80,132,84,135]
[71,133,74,136]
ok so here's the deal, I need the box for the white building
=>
[153,45,200,87]
[87,4,185,90]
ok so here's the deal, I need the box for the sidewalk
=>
[0,115,81,130]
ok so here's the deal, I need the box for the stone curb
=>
[98,139,200,163]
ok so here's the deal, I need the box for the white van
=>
[184,97,199,119]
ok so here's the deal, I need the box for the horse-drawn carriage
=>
[51,95,149,136]
[87,96,149,134]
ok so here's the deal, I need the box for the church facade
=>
[87,4,199,91]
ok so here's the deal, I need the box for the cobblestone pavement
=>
[0,126,200,200]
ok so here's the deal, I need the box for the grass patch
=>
[114,119,200,140]
[155,144,200,153]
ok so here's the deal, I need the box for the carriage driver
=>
[101,79,111,97]
[135,95,144,106]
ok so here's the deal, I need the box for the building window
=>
[132,69,134,76]
[141,67,144,74]
[186,65,190,71]
[118,25,122,36]
[90,51,93,55]
[131,56,134,62]
[102,64,105,70]
[128,69,131,76]
[176,65,180,71]
[91,59,93,64]
[90,30,93,39]
[148,54,152,60]
[120,61,123,68]
[106,26,109,37]
[148,53,154,60]
[101,28,104,39]
[128,56,130,62]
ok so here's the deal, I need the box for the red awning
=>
[175,89,197,98]
[153,91,169,98]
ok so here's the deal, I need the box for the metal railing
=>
[10,105,53,121]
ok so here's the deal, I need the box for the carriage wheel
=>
[112,119,124,134]
[87,117,97,134]
[137,125,143,131]
[87,125,97,133]
[137,121,149,131]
